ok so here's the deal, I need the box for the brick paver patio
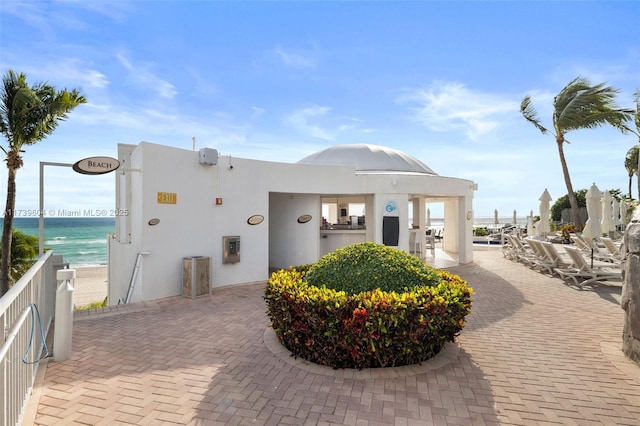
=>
[27,249,640,425]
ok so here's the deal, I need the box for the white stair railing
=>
[121,252,149,304]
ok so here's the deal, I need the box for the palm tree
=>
[624,145,639,198]
[633,90,640,199]
[0,228,39,281]
[521,77,634,226]
[0,70,86,295]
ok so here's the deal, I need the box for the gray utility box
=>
[182,256,211,298]
[223,236,240,264]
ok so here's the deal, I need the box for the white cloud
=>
[283,105,375,141]
[43,59,109,89]
[284,105,336,140]
[116,52,178,99]
[56,0,133,23]
[270,45,317,69]
[251,106,266,119]
[397,81,520,139]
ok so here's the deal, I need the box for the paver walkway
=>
[28,249,640,425]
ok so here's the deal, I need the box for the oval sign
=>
[148,218,160,226]
[297,214,312,224]
[73,156,120,175]
[247,214,264,225]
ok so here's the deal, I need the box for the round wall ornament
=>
[247,214,264,225]
[297,214,312,224]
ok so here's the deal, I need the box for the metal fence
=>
[0,251,57,426]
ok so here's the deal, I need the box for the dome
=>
[297,144,437,175]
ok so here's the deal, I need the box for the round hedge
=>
[264,243,473,369]
[305,242,442,295]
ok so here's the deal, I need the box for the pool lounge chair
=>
[539,241,573,271]
[555,246,622,290]
[525,238,556,274]
[570,235,618,263]
[505,235,536,265]
[600,237,622,261]
[502,234,518,260]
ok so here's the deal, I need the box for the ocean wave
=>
[69,262,108,268]
[85,239,108,244]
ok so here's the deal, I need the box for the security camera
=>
[228,165,234,170]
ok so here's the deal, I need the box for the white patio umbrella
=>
[583,183,602,238]
[612,198,621,227]
[600,190,614,234]
[620,199,629,225]
[494,209,499,225]
[512,209,517,225]
[527,214,534,236]
[426,208,431,227]
[537,189,552,234]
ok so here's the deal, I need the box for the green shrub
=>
[473,227,488,236]
[304,242,441,295]
[264,244,473,369]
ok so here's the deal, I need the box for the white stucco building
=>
[108,142,476,304]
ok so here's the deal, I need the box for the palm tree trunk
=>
[629,175,633,199]
[1,167,17,295]
[556,139,582,226]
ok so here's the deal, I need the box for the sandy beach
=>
[72,266,108,308]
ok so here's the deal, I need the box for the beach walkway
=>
[26,249,640,425]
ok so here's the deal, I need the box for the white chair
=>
[424,233,435,256]
[600,237,622,261]
[409,231,422,259]
[555,246,622,289]
[525,238,555,274]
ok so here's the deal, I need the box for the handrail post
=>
[53,269,75,361]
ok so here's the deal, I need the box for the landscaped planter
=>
[264,243,473,369]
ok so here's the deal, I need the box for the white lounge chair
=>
[525,238,556,274]
[539,241,572,271]
[600,237,622,261]
[570,235,618,263]
[507,235,537,266]
[502,234,518,260]
[555,246,622,289]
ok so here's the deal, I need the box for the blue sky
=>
[1,0,639,220]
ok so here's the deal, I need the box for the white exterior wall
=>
[269,193,321,269]
[109,141,476,304]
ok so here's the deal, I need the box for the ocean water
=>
[428,217,530,230]
[5,217,114,267]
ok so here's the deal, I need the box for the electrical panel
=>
[199,148,218,165]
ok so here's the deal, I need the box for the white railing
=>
[0,251,57,426]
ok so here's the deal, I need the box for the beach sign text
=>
[73,156,120,175]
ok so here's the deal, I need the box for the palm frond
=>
[634,89,640,137]
[625,145,639,175]
[554,77,634,134]
[520,96,548,134]
[1,69,87,148]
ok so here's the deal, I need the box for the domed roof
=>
[297,144,437,175]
